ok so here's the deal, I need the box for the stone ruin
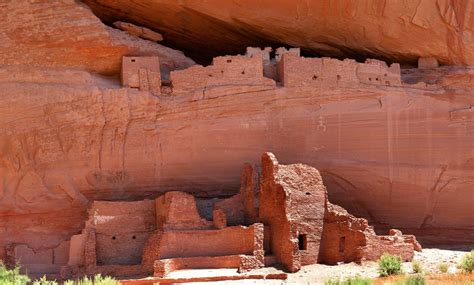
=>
[4,153,420,280]
[121,56,162,95]
[120,47,406,100]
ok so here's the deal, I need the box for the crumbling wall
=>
[258,152,327,272]
[121,56,161,95]
[281,53,401,88]
[357,59,401,86]
[89,201,156,265]
[63,199,156,274]
[170,53,275,99]
[154,255,242,277]
[157,226,258,259]
[319,203,421,265]
[5,241,70,278]
[213,163,260,226]
[6,151,421,279]
[155,191,212,230]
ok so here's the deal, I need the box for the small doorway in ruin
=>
[339,236,346,255]
[298,234,307,250]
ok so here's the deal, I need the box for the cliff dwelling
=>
[2,153,421,281]
[0,1,473,284]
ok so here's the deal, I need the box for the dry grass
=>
[373,273,474,285]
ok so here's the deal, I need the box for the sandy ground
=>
[184,248,472,284]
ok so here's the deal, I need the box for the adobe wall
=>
[121,56,161,95]
[4,241,70,277]
[154,255,242,277]
[318,203,370,264]
[281,52,401,88]
[170,53,275,99]
[319,203,421,265]
[155,225,259,259]
[155,191,212,230]
[213,163,260,226]
[258,152,326,272]
[77,200,156,266]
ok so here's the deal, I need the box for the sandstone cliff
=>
[0,0,194,75]
[0,0,473,264]
[83,0,474,65]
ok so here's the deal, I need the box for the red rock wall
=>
[83,0,474,66]
[0,1,194,75]
[1,65,473,253]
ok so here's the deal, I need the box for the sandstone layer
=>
[0,0,473,271]
[0,0,194,75]
[0,59,472,255]
[83,0,474,65]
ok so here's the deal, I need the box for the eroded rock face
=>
[82,0,474,65]
[0,1,473,274]
[0,1,194,75]
[0,50,473,257]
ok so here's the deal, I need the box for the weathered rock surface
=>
[82,0,474,65]
[113,21,164,42]
[0,61,472,254]
[0,1,473,273]
[0,0,194,75]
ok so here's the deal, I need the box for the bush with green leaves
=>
[396,274,426,285]
[62,274,119,285]
[378,253,402,277]
[438,262,449,273]
[32,276,58,285]
[0,262,30,285]
[0,262,119,285]
[458,250,474,273]
[325,275,372,285]
[411,260,423,274]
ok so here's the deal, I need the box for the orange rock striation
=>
[0,1,473,280]
[0,48,472,266]
[0,1,194,75]
[83,0,474,65]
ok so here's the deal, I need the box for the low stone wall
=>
[154,255,242,277]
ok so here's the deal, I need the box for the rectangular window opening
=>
[298,234,307,250]
[339,236,346,254]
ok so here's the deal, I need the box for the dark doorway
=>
[298,234,307,250]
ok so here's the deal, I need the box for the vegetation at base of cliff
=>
[458,250,474,273]
[62,274,119,285]
[0,262,30,285]
[378,253,402,277]
[411,260,423,274]
[395,274,426,285]
[438,262,449,273]
[0,263,118,285]
[325,275,372,285]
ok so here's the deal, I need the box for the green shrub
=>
[396,274,426,285]
[411,260,423,274]
[438,262,449,273]
[0,262,30,285]
[458,250,474,273]
[61,274,119,285]
[378,253,402,277]
[32,275,58,285]
[91,274,119,285]
[324,275,372,285]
